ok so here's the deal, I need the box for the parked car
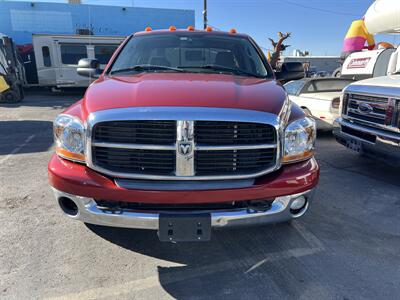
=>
[314,71,330,78]
[48,27,319,242]
[334,45,400,165]
[284,78,354,129]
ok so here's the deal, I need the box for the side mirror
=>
[77,58,102,78]
[275,62,305,83]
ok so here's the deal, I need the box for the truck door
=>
[33,37,57,86]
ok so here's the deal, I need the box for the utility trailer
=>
[32,34,125,88]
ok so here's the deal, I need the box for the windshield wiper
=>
[180,64,263,78]
[110,65,185,75]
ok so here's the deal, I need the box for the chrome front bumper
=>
[52,188,314,230]
[333,118,400,163]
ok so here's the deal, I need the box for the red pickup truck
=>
[48,28,319,242]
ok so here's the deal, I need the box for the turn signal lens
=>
[187,25,195,31]
[55,147,85,162]
[169,26,177,31]
[145,27,152,32]
[282,150,314,164]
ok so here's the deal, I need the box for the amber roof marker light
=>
[205,26,213,32]
[169,26,177,31]
[145,27,152,32]
[230,28,237,34]
[187,25,195,31]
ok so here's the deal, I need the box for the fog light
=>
[290,196,306,211]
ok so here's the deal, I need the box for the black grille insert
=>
[92,147,175,175]
[93,121,176,145]
[195,149,276,176]
[95,199,273,211]
[195,121,276,145]
[341,126,376,143]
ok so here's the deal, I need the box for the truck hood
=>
[348,75,400,88]
[82,73,287,117]
[298,92,341,101]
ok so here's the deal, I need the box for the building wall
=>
[0,1,195,45]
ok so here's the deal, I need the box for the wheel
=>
[332,67,342,78]
[0,90,19,103]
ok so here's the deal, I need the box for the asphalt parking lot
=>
[1,90,399,300]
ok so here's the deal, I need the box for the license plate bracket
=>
[158,213,211,242]
[346,138,362,153]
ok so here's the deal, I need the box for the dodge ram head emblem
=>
[178,142,192,155]
[358,103,373,115]
[176,120,195,176]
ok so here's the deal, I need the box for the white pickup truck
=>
[333,46,400,164]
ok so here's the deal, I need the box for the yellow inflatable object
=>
[343,19,375,53]
[0,75,10,93]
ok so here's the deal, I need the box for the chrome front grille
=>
[345,93,388,125]
[86,107,281,180]
[343,89,400,132]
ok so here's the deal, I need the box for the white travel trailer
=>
[32,34,125,88]
[340,48,395,80]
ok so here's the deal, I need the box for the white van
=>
[32,34,125,88]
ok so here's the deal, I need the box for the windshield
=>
[284,80,307,95]
[109,33,270,78]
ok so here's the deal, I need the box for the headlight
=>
[54,115,85,162]
[283,117,316,163]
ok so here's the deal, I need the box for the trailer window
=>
[42,46,51,67]
[94,45,118,64]
[60,44,87,65]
